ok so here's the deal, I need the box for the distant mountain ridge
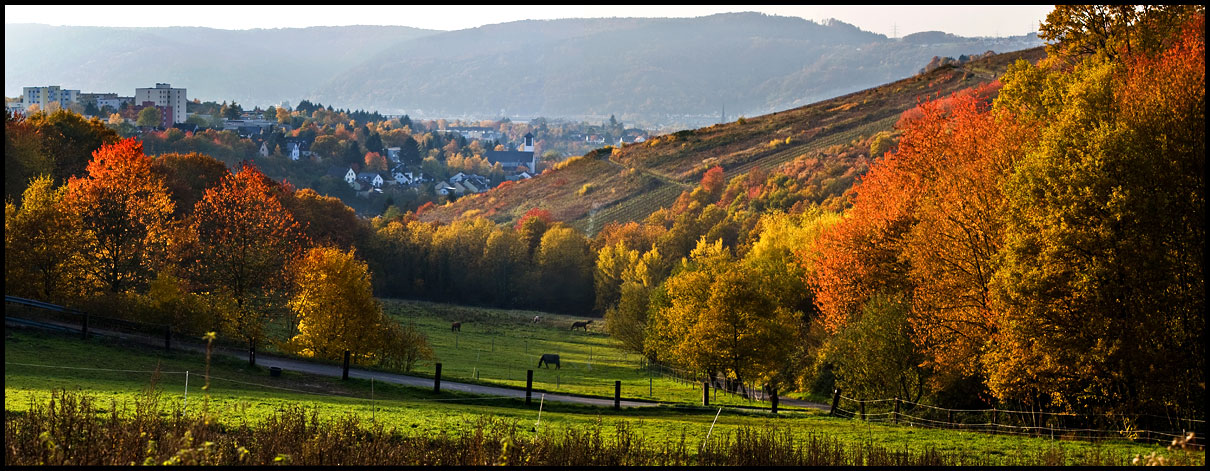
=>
[5,13,1042,126]
[4,23,438,107]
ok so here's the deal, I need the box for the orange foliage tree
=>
[812,91,1037,389]
[187,163,308,365]
[364,151,387,172]
[896,94,1036,379]
[64,138,175,294]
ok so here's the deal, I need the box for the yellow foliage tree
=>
[5,176,87,303]
[289,246,385,361]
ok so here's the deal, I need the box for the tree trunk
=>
[248,339,257,366]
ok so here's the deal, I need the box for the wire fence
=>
[4,361,525,407]
[831,392,1204,446]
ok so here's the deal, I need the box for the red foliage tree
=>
[187,164,308,365]
[64,138,175,294]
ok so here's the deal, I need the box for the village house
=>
[327,166,356,185]
[357,172,385,188]
[286,139,312,161]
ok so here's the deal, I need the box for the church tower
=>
[522,132,535,152]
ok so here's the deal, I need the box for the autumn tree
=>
[364,151,387,172]
[481,227,530,306]
[310,135,341,160]
[425,217,495,301]
[5,176,86,303]
[1039,5,1204,63]
[649,238,799,391]
[362,219,434,299]
[699,165,725,201]
[594,241,639,313]
[14,109,119,195]
[820,292,929,402]
[988,15,1204,419]
[281,188,369,249]
[289,247,383,361]
[534,225,594,313]
[894,92,1035,380]
[5,112,50,201]
[276,106,292,125]
[63,138,175,295]
[149,152,231,219]
[187,164,307,365]
[516,207,554,256]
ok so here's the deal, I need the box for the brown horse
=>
[451,322,461,332]
[571,320,593,331]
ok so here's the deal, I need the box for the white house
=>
[259,141,270,157]
[357,172,384,188]
[392,171,411,185]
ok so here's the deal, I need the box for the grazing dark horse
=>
[538,353,561,369]
[571,320,593,331]
[451,322,461,332]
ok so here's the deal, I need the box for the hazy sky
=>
[4,5,1054,38]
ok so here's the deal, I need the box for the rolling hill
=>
[418,46,1047,232]
[315,13,1043,124]
[7,14,1042,126]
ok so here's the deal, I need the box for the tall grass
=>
[7,388,1169,466]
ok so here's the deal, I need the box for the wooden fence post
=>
[771,388,779,414]
[893,397,901,425]
[991,407,998,429]
[830,389,841,417]
[526,370,533,405]
[342,350,351,380]
[614,380,621,410]
[703,382,710,407]
[860,400,866,421]
[434,363,442,393]
[947,410,953,428]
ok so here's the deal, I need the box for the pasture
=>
[380,299,782,408]
[6,326,1197,466]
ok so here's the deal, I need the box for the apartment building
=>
[134,83,187,124]
[22,85,80,111]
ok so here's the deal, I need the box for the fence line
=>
[830,392,1203,446]
[6,361,533,405]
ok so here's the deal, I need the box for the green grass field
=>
[379,298,798,408]
[7,323,1200,466]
